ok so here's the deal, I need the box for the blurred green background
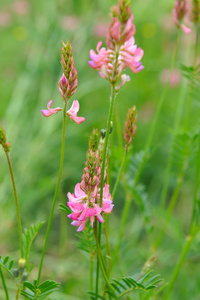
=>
[0,0,200,299]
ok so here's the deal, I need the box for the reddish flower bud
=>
[123,106,137,151]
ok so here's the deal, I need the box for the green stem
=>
[100,84,116,207]
[5,152,24,258]
[104,215,111,278]
[0,267,9,300]
[95,84,116,298]
[163,235,193,300]
[37,101,67,283]
[134,30,180,185]
[112,147,127,199]
[16,287,20,300]
[90,250,94,292]
[93,221,117,299]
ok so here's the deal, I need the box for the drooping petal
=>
[67,100,85,124]
[41,100,62,117]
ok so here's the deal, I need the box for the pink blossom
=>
[67,183,114,232]
[119,37,144,73]
[88,41,112,71]
[106,14,136,48]
[41,100,62,117]
[67,100,85,124]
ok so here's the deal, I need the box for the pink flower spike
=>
[41,100,62,117]
[67,100,85,124]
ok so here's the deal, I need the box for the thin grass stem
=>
[37,101,67,283]
[5,152,24,259]
[112,147,127,199]
[93,221,117,299]
[0,267,9,300]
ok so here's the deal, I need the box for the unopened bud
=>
[18,258,26,269]
[21,271,28,282]
[12,268,19,278]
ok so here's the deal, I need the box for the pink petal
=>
[69,115,86,124]
[181,24,191,34]
[67,100,79,116]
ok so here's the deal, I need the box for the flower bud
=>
[18,258,26,269]
[21,271,28,282]
[12,268,19,278]
[123,106,137,151]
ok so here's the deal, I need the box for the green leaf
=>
[21,280,60,300]
[0,255,15,278]
[59,203,72,214]
[23,221,45,265]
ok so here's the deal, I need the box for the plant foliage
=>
[88,271,161,299]
[0,255,15,277]
[21,280,60,300]
[23,221,45,264]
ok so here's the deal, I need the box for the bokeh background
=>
[0,0,200,299]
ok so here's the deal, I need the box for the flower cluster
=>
[123,105,137,151]
[173,0,192,34]
[58,41,78,99]
[0,124,11,152]
[67,183,113,232]
[67,128,113,231]
[88,0,144,84]
[41,41,85,124]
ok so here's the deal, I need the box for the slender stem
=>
[100,84,116,207]
[16,287,20,300]
[163,235,193,300]
[37,101,67,283]
[90,250,94,292]
[5,152,24,258]
[104,215,111,278]
[95,84,116,297]
[112,147,127,198]
[0,268,9,300]
[93,221,117,299]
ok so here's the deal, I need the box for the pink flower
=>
[88,41,112,71]
[41,100,85,124]
[106,14,136,48]
[41,100,62,117]
[67,100,85,124]
[119,37,144,73]
[67,183,114,232]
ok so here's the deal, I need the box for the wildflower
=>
[41,41,85,123]
[88,0,143,84]
[41,100,85,124]
[41,100,62,117]
[60,41,78,99]
[173,0,192,34]
[67,100,85,124]
[67,183,114,231]
[123,106,137,151]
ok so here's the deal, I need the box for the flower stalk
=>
[37,101,67,283]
